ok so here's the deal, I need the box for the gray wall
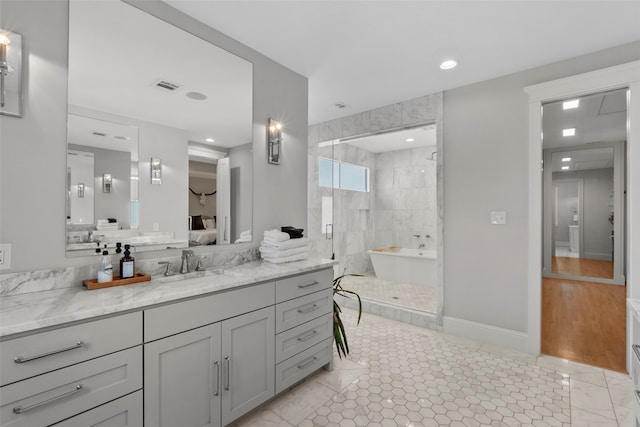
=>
[68,144,131,228]
[0,0,308,273]
[443,41,640,333]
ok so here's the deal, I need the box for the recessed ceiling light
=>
[563,99,580,110]
[186,91,207,101]
[406,138,415,142]
[561,157,572,162]
[440,59,458,70]
[205,138,214,143]
[561,166,570,170]
[562,128,576,137]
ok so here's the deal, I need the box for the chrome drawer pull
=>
[635,390,640,405]
[224,356,230,391]
[297,356,318,370]
[298,281,319,289]
[14,341,84,364]
[298,304,319,314]
[633,344,640,361]
[297,330,318,342]
[213,361,220,396]
[13,384,83,414]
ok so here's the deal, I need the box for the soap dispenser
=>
[98,246,113,283]
[119,244,135,279]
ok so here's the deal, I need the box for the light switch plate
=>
[491,211,507,225]
[0,244,12,270]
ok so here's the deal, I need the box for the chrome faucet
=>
[158,261,174,276]
[195,256,207,271]
[180,250,194,274]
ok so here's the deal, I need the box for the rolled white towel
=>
[259,245,307,258]
[240,229,252,237]
[263,251,308,264]
[261,237,308,250]
[234,235,252,243]
[263,229,290,242]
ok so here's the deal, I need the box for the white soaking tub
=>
[368,248,436,287]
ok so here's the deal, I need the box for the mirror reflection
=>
[66,0,253,255]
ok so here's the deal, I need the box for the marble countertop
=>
[0,258,337,338]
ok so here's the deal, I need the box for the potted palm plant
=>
[333,273,363,358]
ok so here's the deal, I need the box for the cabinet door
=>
[221,307,274,425]
[144,324,222,427]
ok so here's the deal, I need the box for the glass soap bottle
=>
[98,248,113,283]
[119,244,135,279]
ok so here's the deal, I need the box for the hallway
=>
[542,275,626,373]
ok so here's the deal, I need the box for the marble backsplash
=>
[0,246,260,297]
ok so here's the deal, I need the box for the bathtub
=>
[367,248,436,287]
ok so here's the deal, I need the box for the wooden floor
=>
[542,267,626,372]
[552,256,613,278]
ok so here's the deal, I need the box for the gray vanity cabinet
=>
[144,307,275,427]
[144,323,222,427]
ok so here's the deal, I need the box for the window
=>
[319,158,369,192]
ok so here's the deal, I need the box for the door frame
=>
[524,61,640,371]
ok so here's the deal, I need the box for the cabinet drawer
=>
[144,282,275,342]
[275,338,333,394]
[275,269,333,303]
[0,346,142,427]
[275,289,332,334]
[0,312,142,386]
[275,313,332,363]
[51,390,142,427]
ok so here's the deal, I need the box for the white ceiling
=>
[164,0,640,125]
[68,0,253,149]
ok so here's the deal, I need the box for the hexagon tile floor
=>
[231,309,632,427]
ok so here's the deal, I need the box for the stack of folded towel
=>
[234,229,252,243]
[260,229,308,263]
[96,219,119,231]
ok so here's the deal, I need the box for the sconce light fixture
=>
[0,29,23,117]
[151,158,162,184]
[77,183,85,198]
[103,174,112,193]
[267,119,282,165]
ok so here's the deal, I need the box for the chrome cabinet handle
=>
[213,361,220,396]
[635,390,640,405]
[298,281,319,289]
[297,356,318,370]
[13,384,83,414]
[14,341,84,364]
[224,356,230,391]
[633,344,640,360]
[297,330,318,342]
[298,304,318,314]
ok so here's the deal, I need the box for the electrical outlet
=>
[0,244,11,270]
[491,211,507,225]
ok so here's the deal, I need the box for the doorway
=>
[540,89,627,372]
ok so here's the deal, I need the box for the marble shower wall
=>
[374,145,438,251]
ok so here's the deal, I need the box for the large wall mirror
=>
[66,0,253,256]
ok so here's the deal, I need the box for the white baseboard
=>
[584,252,613,261]
[443,316,530,353]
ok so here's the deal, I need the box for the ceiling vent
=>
[154,80,181,92]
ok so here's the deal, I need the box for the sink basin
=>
[156,270,213,283]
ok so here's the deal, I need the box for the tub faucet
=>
[180,250,194,274]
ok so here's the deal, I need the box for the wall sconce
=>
[267,119,282,165]
[151,158,162,184]
[0,29,23,117]
[77,183,85,198]
[103,174,112,193]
